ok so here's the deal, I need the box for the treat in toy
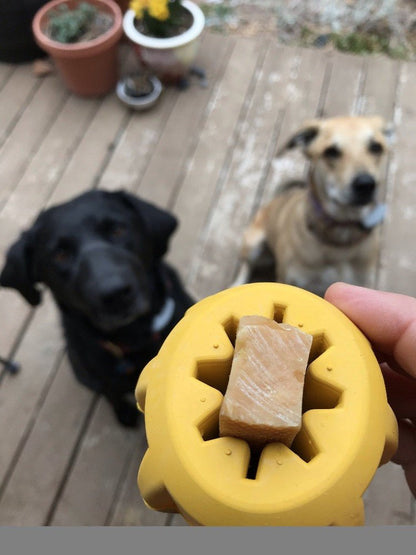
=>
[219,315,313,449]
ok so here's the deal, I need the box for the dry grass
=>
[200,0,416,59]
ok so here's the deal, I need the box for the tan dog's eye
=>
[323,145,342,160]
[368,140,384,155]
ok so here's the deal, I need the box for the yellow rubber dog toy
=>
[136,283,398,526]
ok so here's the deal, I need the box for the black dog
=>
[0,190,194,427]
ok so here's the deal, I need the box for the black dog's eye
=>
[368,140,384,155]
[323,145,342,160]
[53,246,71,264]
[102,220,127,239]
[111,224,126,238]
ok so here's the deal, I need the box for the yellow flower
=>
[129,0,149,18]
[148,0,170,21]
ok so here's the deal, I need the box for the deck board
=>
[2,94,100,226]
[0,295,63,490]
[98,87,178,194]
[108,433,168,526]
[167,36,267,277]
[359,55,400,118]
[0,354,92,525]
[378,59,416,297]
[47,93,128,206]
[49,397,138,526]
[0,63,14,90]
[258,47,329,209]
[0,65,41,149]
[0,76,68,211]
[0,32,415,526]
[138,33,234,209]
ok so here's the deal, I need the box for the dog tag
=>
[362,203,386,229]
[219,315,313,449]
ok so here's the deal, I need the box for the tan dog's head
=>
[281,116,393,220]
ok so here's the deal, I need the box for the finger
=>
[325,283,416,379]
[392,419,416,497]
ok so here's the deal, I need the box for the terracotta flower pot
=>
[123,0,205,84]
[32,0,123,97]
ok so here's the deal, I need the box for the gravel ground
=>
[199,0,416,59]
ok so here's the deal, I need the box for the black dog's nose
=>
[351,173,376,205]
[99,284,133,309]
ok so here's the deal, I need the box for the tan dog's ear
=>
[277,119,321,157]
[370,116,395,147]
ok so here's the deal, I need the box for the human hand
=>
[325,282,416,497]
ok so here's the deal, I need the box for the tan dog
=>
[233,115,393,296]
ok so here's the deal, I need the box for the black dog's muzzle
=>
[74,242,151,323]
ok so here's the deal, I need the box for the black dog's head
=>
[0,190,177,332]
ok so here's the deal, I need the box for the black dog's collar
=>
[151,296,175,333]
[99,340,137,375]
[100,295,176,375]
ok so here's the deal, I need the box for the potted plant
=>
[32,0,123,97]
[123,0,205,84]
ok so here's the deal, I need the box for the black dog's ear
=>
[114,190,178,258]
[0,230,42,306]
[277,120,320,156]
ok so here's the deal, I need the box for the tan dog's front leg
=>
[352,239,379,289]
[231,205,270,287]
[241,205,271,262]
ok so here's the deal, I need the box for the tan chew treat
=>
[219,315,313,449]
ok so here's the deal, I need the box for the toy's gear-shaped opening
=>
[195,303,343,480]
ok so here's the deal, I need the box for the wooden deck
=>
[1,30,416,526]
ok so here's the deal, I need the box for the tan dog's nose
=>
[351,173,376,205]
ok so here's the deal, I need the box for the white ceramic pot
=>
[123,0,205,83]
